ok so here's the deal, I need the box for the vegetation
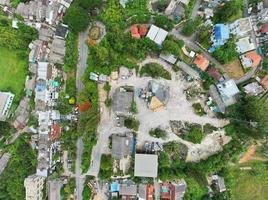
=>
[154,15,175,31]
[212,40,238,64]
[184,0,197,18]
[0,15,37,103]
[99,154,113,180]
[61,178,75,199]
[130,101,138,114]
[124,117,140,131]
[197,26,211,49]
[162,36,184,55]
[105,98,112,107]
[200,71,216,90]
[0,136,37,200]
[192,103,206,116]
[149,128,167,139]
[226,96,268,138]
[181,18,201,36]
[0,122,15,148]
[64,32,78,97]
[181,124,204,144]
[82,176,93,200]
[213,0,243,23]
[140,63,171,80]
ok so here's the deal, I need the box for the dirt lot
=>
[224,59,245,80]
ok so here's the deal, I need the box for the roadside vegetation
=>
[61,178,75,199]
[140,63,171,80]
[99,154,113,180]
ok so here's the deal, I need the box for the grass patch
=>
[0,47,28,103]
[181,124,204,144]
[140,63,171,80]
[124,117,140,131]
[192,103,206,116]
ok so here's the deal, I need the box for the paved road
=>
[170,29,226,72]
[75,138,85,200]
[77,27,90,93]
[190,0,201,20]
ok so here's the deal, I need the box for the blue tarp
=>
[214,24,229,41]
[110,182,119,192]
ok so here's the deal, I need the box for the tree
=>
[154,15,174,31]
[162,39,181,55]
[213,0,243,23]
[76,0,102,10]
[63,5,89,33]
[212,40,238,64]
[182,19,195,36]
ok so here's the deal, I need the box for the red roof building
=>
[131,25,140,39]
[261,75,268,89]
[194,54,210,71]
[50,124,61,140]
[244,51,262,68]
[147,185,154,200]
[260,23,268,33]
[207,67,222,80]
[139,24,148,37]
[161,183,172,200]
[77,101,91,112]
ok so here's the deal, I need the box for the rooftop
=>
[112,87,134,114]
[146,25,168,45]
[134,154,158,178]
[112,133,134,159]
[194,54,209,71]
[55,24,68,39]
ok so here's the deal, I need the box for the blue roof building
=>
[209,24,230,52]
[111,182,120,192]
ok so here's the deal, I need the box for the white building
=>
[146,25,168,45]
[24,174,45,200]
[228,17,252,37]
[0,92,14,121]
[235,36,256,54]
[134,154,158,178]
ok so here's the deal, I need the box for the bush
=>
[130,101,138,114]
[99,155,113,180]
[182,124,204,143]
[140,63,171,80]
[105,98,112,107]
[154,15,175,31]
[182,20,195,36]
[124,117,140,131]
[212,40,238,64]
[104,82,111,92]
[192,103,206,116]
[149,128,167,139]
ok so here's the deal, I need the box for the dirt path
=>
[239,145,256,164]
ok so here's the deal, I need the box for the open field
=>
[228,161,268,200]
[0,47,27,101]
[224,59,245,79]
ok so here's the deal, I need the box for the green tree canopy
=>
[154,15,174,31]
[212,40,238,64]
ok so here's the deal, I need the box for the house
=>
[147,185,154,200]
[48,180,62,200]
[55,24,68,39]
[165,0,186,19]
[0,153,11,175]
[173,180,187,200]
[139,24,148,37]
[260,23,268,34]
[111,182,120,198]
[194,54,210,71]
[209,175,227,193]
[161,182,172,200]
[119,184,137,199]
[0,92,14,121]
[131,25,140,39]
[160,54,178,64]
[240,51,262,68]
[24,174,45,200]
[138,184,147,200]
[50,123,61,140]
[228,18,252,37]
[112,133,134,159]
[37,62,49,80]
[112,87,134,115]
[49,37,66,64]
[235,36,256,54]
[261,75,268,89]
[147,25,168,45]
[244,82,264,96]
[207,67,222,80]
[209,24,230,52]
[134,154,158,178]
[147,80,170,111]
[209,79,240,113]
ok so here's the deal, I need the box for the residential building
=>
[194,54,210,71]
[112,87,134,115]
[119,184,137,199]
[209,24,230,52]
[160,54,178,64]
[55,24,68,40]
[112,133,134,159]
[228,17,252,37]
[138,184,147,200]
[261,75,268,89]
[240,51,262,68]
[146,25,168,45]
[235,36,256,54]
[134,154,158,178]
[24,174,45,200]
[48,180,62,200]
[0,153,11,175]
[244,82,264,96]
[131,25,140,39]
[0,92,14,121]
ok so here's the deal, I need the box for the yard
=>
[223,59,245,80]
[0,47,28,102]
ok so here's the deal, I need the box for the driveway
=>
[75,138,85,200]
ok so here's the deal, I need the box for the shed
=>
[134,154,158,178]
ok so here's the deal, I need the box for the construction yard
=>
[88,57,230,176]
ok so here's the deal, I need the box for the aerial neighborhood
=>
[0,0,267,200]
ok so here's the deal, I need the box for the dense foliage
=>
[149,128,167,139]
[124,117,140,131]
[162,37,184,55]
[140,63,171,80]
[213,0,243,23]
[154,15,175,31]
[212,40,238,64]
[0,136,37,200]
[99,154,113,180]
